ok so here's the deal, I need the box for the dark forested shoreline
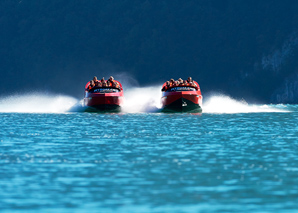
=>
[1,0,298,103]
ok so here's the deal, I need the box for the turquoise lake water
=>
[1,93,298,212]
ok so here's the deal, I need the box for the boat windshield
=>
[89,87,121,93]
[169,87,197,92]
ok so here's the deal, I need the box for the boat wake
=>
[0,93,78,113]
[203,95,289,113]
[121,85,162,113]
[0,91,290,114]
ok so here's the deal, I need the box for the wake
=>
[121,85,162,113]
[0,90,289,113]
[0,93,77,113]
[203,95,288,113]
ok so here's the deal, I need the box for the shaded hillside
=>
[1,0,298,102]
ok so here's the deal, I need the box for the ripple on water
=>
[1,112,298,211]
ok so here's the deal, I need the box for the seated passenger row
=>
[162,77,197,91]
[88,76,120,90]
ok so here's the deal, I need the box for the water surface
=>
[1,108,298,212]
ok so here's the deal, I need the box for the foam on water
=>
[121,85,162,113]
[0,93,78,113]
[121,88,289,113]
[0,91,290,114]
[203,95,288,113]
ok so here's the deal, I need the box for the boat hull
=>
[161,91,202,113]
[84,92,123,112]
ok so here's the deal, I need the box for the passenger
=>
[187,77,193,83]
[102,81,107,87]
[171,79,178,87]
[101,77,105,83]
[93,76,99,84]
[107,76,114,87]
[162,81,170,91]
[112,81,120,89]
[169,79,175,87]
[94,81,102,87]
[187,77,197,87]
[88,80,95,90]
[183,80,189,86]
[172,81,178,87]
[178,78,184,86]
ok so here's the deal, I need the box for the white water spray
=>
[203,95,288,113]
[121,85,162,113]
[0,93,78,113]
[0,91,289,114]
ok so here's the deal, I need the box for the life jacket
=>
[108,80,114,87]
[112,81,119,88]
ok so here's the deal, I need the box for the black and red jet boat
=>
[161,81,203,113]
[84,81,124,112]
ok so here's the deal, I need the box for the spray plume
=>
[203,95,288,113]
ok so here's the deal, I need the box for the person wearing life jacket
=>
[112,80,120,89]
[187,76,194,85]
[107,76,115,87]
[187,77,197,88]
[102,80,107,87]
[99,78,104,86]
[177,78,184,86]
[187,77,193,83]
[88,80,95,90]
[183,80,189,86]
[162,81,170,91]
[93,76,99,84]
[94,80,102,88]
[169,79,175,87]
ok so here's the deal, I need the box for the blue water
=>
[1,94,298,212]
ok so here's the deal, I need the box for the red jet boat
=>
[84,81,124,112]
[161,81,203,112]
